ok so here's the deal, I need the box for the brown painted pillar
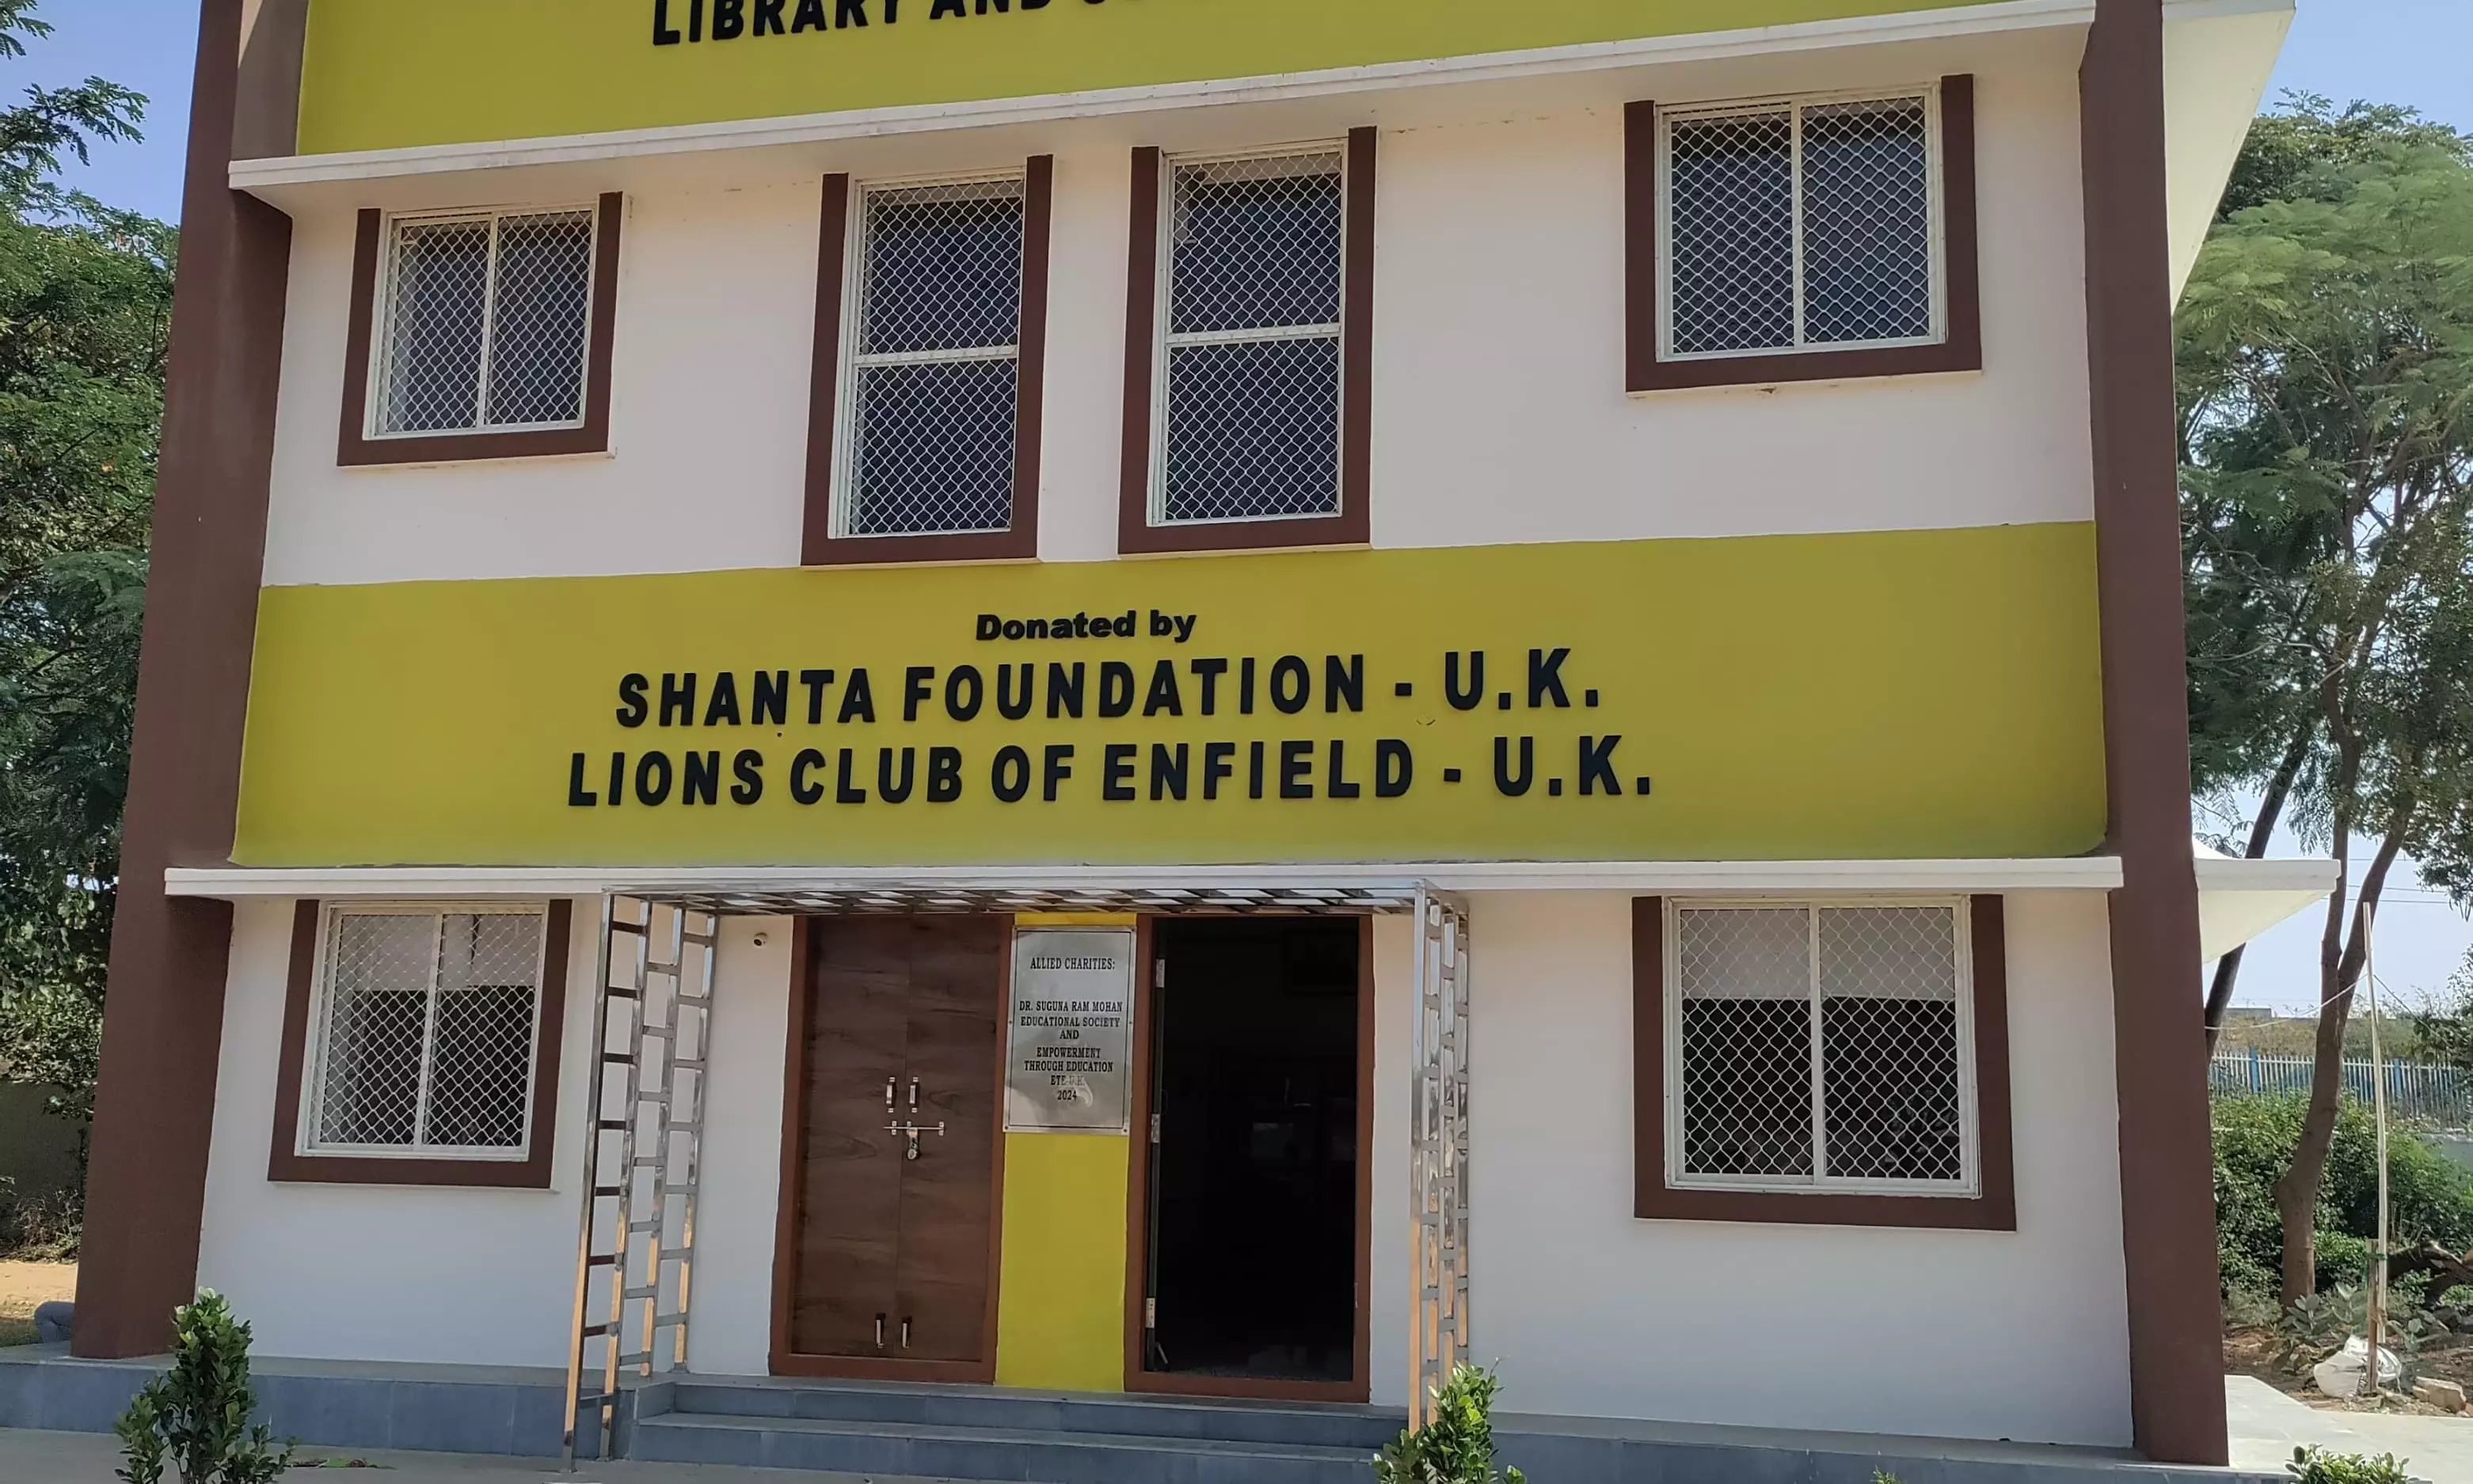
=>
[2079,0,2227,1464]
[73,0,292,1357]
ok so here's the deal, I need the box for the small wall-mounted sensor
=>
[751,930,770,948]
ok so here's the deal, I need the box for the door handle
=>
[874,1312,886,1349]
[886,1121,947,1160]
[884,1077,895,1110]
[901,1316,912,1350]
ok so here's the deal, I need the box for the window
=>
[1624,78,1979,392]
[1631,895,2014,1229]
[338,195,622,466]
[1119,131,1374,555]
[804,162,1052,565]
[271,900,571,1188]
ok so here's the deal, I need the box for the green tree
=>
[0,3,165,1156]
[2177,112,2473,1300]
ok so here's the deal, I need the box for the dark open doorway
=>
[1135,916,1367,1395]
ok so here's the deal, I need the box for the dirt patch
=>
[2228,1323,2473,1415]
[0,1260,74,1348]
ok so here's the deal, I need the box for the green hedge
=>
[2212,1092,2473,1298]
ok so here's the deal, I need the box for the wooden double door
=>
[778,915,1006,1379]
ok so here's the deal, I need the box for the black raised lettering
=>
[1048,661,1085,718]
[608,752,626,806]
[755,0,787,32]
[879,746,918,803]
[1249,739,1265,799]
[636,752,674,805]
[790,748,828,805]
[836,748,867,804]
[1446,651,1485,710]
[1150,743,1189,801]
[930,0,963,15]
[836,0,866,27]
[992,745,1031,802]
[1102,743,1137,801]
[1191,657,1227,715]
[946,665,983,721]
[800,668,835,724]
[1325,654,1364,713]
[1143,660,1183,717]
[569,752,599,807]
[752,671,789,726]
[1269,656,1310,714]
[660,672,697,726]
[1202,741,1236,800]
[1493,736,1535,796]
[1375,739,1413,797]
[1327,740,1360,798]
[617,673,649,728]
[1578,735,1623,795]
[792,0,828,27]
[683,751,721,805]
[712,0,746,36]
[998,663,1033,719]
[926,746,963,802]
[703,672,743,727]
[904,665,936,721]
[1098,661,1135,718]
[731,749,765,804]
[1528,647,1572,708]
[1280,740,1313,799]
[840,668,876,723]
[654,0,684,44]
[1043,744,1075,802]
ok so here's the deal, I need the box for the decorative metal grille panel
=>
[310,908,544,1155]
[1158,150,1344,524]
[1663,91,1936,360]
[379,209,595,436]
[1407,889,1471,1431]
[1673,901,1968,1190]
[845,179,1025,538]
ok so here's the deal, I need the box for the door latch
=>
[886,1121,946,1159]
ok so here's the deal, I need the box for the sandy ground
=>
[0,1259,74,1346]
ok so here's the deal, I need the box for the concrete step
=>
[630,1409,1378,1484]
[658,1376,1404,1453]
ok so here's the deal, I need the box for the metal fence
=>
[2210,1049,2473,1128]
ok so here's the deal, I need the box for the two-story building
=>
[26,0,2337,1478]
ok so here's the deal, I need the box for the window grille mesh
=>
[310,909,545,1155]
[1664,92,1936,359]
[846,180,1025,538]
[1674,902,1967,1189]
[379,209,595,436]
[1801,99,1932,346]
[1667,110,1796,356]
[1158,150,1344,524]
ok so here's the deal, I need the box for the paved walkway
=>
[2229,1376,2473,1483]
[0,1428,976,1483]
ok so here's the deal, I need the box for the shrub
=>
[113,1291,292,1484]
[2213,1094,2473,1298]
[1375,1364,1525,1484]
[2286,1446,2416,1484]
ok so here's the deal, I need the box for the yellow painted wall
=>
[295,0,1996,155]
[232,526,2106,869]
[994,1132,1131,1391]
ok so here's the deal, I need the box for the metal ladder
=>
[564,896,718,1467]
[1407,887,1472,1428]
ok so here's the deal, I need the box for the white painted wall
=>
[194,900,792,1372]
[197,889,2127,1444]
[257,57,2087,588]
[1470,889,2132,1446]
[196,898,595,1368]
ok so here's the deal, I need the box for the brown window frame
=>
[1625,76,1980,394]
[801,158,1054,566]
[1630,893,2015,1231]
[337,195,623,466]
[1117,129,1375,556]
[268,899,572,1189]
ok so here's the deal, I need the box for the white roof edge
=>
[229,0,2094,193]
[2193,854,2339,894]
[163,856,2127,900]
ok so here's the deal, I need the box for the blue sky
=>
[12,0,2473,1012]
